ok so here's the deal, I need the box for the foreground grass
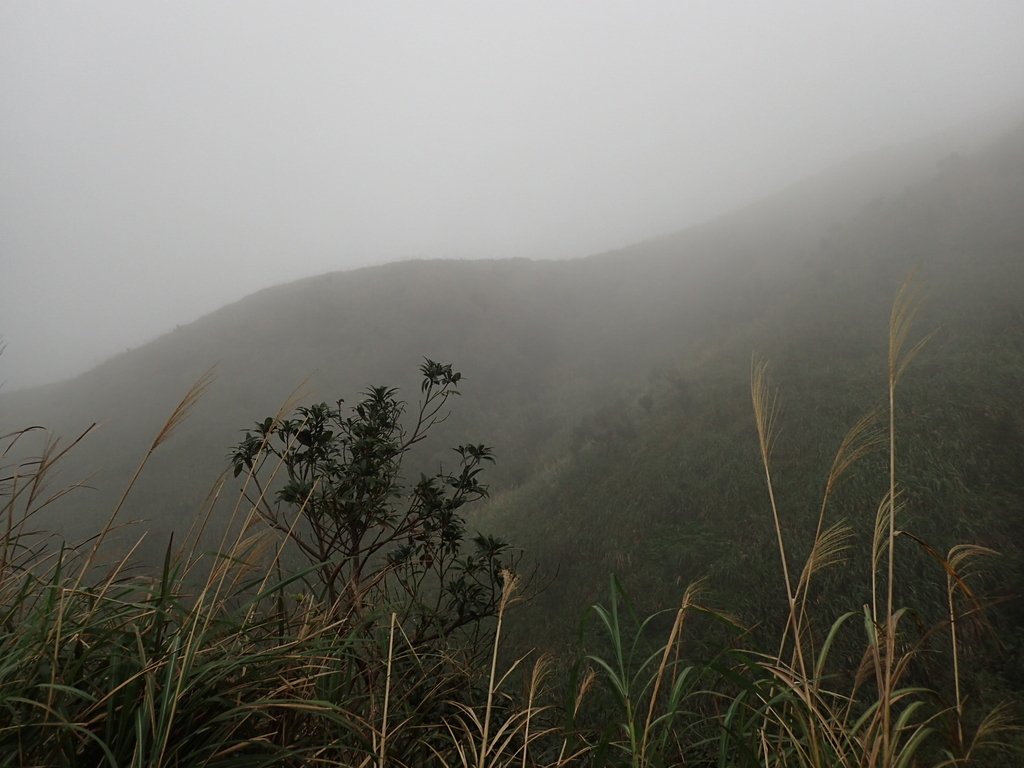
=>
[2,287,1019,766]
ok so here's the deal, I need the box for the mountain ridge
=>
[1,122,1022,676]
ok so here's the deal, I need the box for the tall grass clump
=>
[0,375,348,766]
[576,576,733,767]
[726,278,1017,768]
[0,364,527,767]
[1,285,1019,767]
[560,278,1018,767]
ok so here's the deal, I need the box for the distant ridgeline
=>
[2,121,1023,694]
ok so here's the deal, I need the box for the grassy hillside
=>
[3,122,1024,766]
[3,120,1023,614]
[483,126,1024,701]
[2,123,1009,543]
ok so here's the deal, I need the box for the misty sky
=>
[2,1,1023,391]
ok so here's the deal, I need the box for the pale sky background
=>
[2,1,1023,391]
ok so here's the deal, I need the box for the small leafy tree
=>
[230,359,514,645]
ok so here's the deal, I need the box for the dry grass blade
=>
[888,273,935,387]
[800,520,854,585]
[74,369,215,591]
[431,571,565,768]
[750,357,789,598]
[871,491,894,575]
[556,667,596,765]
[443,698,552,768]
[641,578,704,758]
[823,409,884,502]
[3,424,96,518]
[751,356,781,466]
[790,533,848,664]
[947,543,999,576]
[480,569,521,764]
[960,702,1022,761]
[756,656,855,765]
[521,654,551,768]
[751,356,809,687]
[870,489,903,623]
[378,611,397,768]
[150,366,217,451]
[881,272,932,767]
[938,541,1001,753]
[0,425,47,458]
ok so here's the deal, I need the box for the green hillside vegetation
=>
[0,122,1007,543]
[2,288,1019,766]
[2,122,1023,764]
[487,126,1024,656]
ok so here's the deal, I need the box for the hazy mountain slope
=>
[1,122,1021,628]
[1,255,686,551]
[482,126,1024,686]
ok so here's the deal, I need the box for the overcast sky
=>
[2,1,1023,391]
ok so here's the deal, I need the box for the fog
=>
[2,1,1023,391]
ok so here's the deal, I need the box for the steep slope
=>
[482,126,1024,694]
[1,123,1022,664]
